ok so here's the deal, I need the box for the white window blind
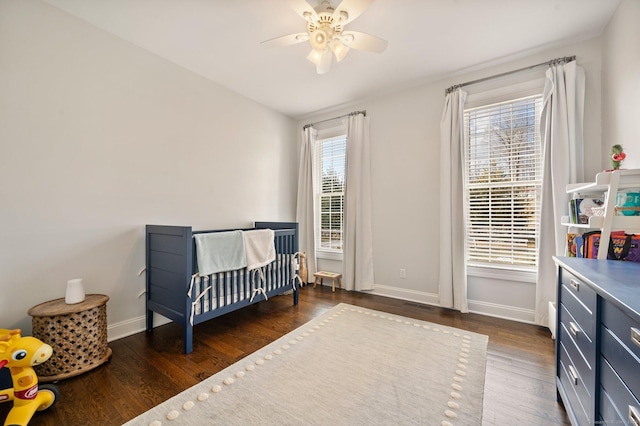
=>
[463,94,543,270]
[315,135,346,252]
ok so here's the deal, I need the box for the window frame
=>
[462,91,544,277]
[314,133,347,260]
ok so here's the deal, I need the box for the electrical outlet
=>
[400,269,406,279]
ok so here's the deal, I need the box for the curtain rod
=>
[303,110,366,130]
[444,55,576,95]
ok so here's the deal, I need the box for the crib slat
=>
[215,272,221,309]
[232,270,238,304]
[242,268,248,301]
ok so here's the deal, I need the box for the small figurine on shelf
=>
[610,144,626,170]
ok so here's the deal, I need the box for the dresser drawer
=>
[600,386,623,426]
[601,325,640,400]
[560,268,597,313]
[599,386,624,426]
[559,302,595,367]
[599,356,640,425]
[559,320,595,396]
[601,300,640,365]
[558,340,593,425]
[560,283,596,341]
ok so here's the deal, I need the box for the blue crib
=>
[145,221,299,354]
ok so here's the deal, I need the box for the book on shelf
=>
[568,200,578,224]
[567,233,579,257]
[568,195,604,224]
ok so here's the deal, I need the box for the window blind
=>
[315,135,346,252]
[463,95,543,269]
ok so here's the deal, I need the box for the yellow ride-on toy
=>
[0,329,59,426]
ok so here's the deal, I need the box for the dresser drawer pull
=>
[632,327,640,349]
[570,279,580,291]
[568,365,579,386]
[569,322,580,337]
[630,405,640,426]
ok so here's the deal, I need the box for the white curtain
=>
[536,60,585,325]
[439,88,469,313]
[295,126,318,279]
[343,113,375,291]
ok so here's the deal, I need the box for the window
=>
[463,94,543,271]
[315,135,346,255]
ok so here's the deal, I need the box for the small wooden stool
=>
[313,271,342,292]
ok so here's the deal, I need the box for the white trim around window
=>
[467,264,537,284]
[317,250,343,261]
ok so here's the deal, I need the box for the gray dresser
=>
[553,256,640,426]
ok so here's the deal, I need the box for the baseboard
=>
[371,286,536,325]
[369,285,440,306]
[467,299,536,324]
[105,291,536,342]
[107,313,172,342]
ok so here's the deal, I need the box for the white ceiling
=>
[43,0,620,119]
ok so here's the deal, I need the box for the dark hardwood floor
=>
[2,286,570,425]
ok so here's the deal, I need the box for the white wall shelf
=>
[565,169,640,259]
[561,214,640,229]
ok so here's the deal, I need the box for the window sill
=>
[467,265,536,284]
[317,250,343,261]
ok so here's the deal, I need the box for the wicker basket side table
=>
[28,294,112,382]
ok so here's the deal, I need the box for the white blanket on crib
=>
[194,231,247,275]
[243,229,275,271]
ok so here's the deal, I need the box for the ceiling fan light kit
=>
[261,0,388,74]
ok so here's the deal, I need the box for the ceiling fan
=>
[261,0,388,74]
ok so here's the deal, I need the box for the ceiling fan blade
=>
[341,31,387,53]
[261,33,309,48]
[316,49,333,74]
[332,0,374,26]
[288,0,318,23]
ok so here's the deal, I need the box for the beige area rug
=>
[124,303,488,426]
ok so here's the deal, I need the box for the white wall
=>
[299,37,604,322]
[602,0,640,171]
[0,1,297,336]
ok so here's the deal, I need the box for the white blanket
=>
[243,229,275,271]
[194,231,247,276]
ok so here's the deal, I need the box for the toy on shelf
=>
[0,329,59,426]
[610,144,626,170]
